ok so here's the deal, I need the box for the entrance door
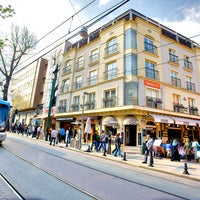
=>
[125,125,136,146]
[168,129,181,141]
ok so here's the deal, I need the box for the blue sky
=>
[1,0,200,55]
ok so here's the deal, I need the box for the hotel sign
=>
[144,80,160,89]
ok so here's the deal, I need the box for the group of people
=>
[90,130,123,157]
[142,134,200,167]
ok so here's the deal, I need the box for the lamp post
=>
[80,92,89,149]
[45,64,59,141]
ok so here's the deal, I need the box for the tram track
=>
[1,136,193,200]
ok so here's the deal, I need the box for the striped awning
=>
[150,114,174,124]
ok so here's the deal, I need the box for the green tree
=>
[0,24,37,101]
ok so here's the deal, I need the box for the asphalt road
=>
[0,134,199,200]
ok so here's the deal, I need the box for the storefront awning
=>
[123,116,138,125]
[150,114,174,124]
[171,117,200,126]
[103,116,118,126]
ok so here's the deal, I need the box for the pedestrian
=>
[59,127,66,143]
[142,134,154,167]
[50,127,58,146]
[90,130,97,151]
[113,133,123,157]
[171,138,180,161]
[98,130,107,155]
[192,138,200,162]
[184,138,192,161]
[65,128,69,147]
[95,132,100,152]
[36,126,41,139]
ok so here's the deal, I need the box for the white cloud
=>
[99,0,110,7]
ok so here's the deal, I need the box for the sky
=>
[1,0,200,65]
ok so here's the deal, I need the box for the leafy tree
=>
[0,24,37,101]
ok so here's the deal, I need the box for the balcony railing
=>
[184,60,193,70]
[71,104,80,112]
[60,85,70,93]
[171,77,181,87]
[169,53,179,64]
[104,43,118,57]
[173,103,185,113]
[189,106,198,115]
[146,96,162,109]
[85,101,96,110]
[186,81,195,92]
[146,68,159,80]
[62,66,71,75]
[102,96,117,108]
[144,42,158,54]
[57,106,67,113]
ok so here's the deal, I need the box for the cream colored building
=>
[54,9,200,150]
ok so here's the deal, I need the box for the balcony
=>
[171,77,181,87]
[189,106,198,115]
[146,96,162,109]
[173,103,185,113]
[146,68,159,80]
[62,66,71,75]
[102,96,117,108]
[85,101,96,110]
[186,81,195,92]
[104,43,119,57]
[184,60,193,71]
[71,104,80,112]
[144,42,158,54]
[169,53,179,64]
[60,85,70,93]
[57,106,67,113]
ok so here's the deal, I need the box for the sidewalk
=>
[58,142,200,182]
[8,133,200,182]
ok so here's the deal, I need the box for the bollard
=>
[183,163,190,175]
[123,152,127,161]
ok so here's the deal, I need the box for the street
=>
[0,134,200,200]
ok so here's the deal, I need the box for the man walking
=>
[142,134,154,167]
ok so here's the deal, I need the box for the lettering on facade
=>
[144,80,160,89]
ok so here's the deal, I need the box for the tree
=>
[0,24,37,101]
[0,4,15,48]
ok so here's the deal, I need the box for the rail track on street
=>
[0,135,199,200]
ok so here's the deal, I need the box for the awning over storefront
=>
[123,116,138,125]
[150,114,174,124]
[103,116,118,126]
[171,117,200,126]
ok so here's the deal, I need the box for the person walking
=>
[50,127,58,146]
[59,127,66,143]
[65,128,69,147]
[142,134,154,167]
[171,138,180,161]
[184,138,192,161]
[113,133,123,157]
[90,130,98,151]
[192,138,200,162]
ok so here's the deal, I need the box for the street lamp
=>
[45,64,59,141]
[80,92,89,149]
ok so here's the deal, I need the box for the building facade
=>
[54,9,200,150]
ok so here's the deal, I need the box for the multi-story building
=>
[54,9,200,150]
[11,58,48,127]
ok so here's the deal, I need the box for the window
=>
[62,61,71,74]
[76,56,84,70]
[186,76,195,91]
[87,93,96,110]
[72,96,80,111]
[125,29,137,49]
[89,71,97,85]
[145,61,158,80]
[90,49,99,63]
[173,94,181,105]
[58,100,67,112]
[75,76,82,89]
[124,82,138,105]
[146,88,160,108]
[125,53,137,76]
[173,94,184,112]
[184,56,192,70]
[61,79,70,93]
[106,62,117,80]
[103,89,116,108]
[105,38,118,56]
[171,71,181,87]
[144,37,157,54]
[169,49,179,64]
